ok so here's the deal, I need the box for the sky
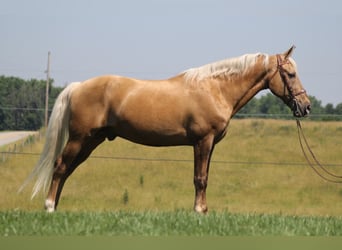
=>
[1,0,341,105]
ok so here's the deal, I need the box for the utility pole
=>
[44,51,51,128]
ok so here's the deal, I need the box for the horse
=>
[21,46,311,213]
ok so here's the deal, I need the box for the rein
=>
[274,54,341,183]
[296,119,342,183]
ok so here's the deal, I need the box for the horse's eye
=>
[288,72,296,78]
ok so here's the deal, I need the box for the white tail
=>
[19,82,81,198]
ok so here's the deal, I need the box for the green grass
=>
[2,119,342,214]
[1,210,342,236]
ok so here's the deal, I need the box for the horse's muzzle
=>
[293,99,311,117]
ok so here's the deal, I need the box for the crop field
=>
[1,119,342,236]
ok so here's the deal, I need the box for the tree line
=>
[0,76,62,130]
[237,93,342,120]
[0,75,341,131]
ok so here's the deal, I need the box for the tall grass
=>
[1,119,342,215]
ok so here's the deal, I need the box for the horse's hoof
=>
[44,199,55,213]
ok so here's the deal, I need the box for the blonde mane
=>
[183,53,269,83]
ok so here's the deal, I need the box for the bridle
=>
[275,54,306,99]
[268,54,306,116]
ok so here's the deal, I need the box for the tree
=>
[335,103,342,115]
[238,93,292,118]
[308,96,325,115]
[325,103,335,114]
[0,75,62,130]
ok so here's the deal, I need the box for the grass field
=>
[1,119,342,235]
[1,210,342,236]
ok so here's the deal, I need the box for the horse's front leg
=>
[193,135,215,213]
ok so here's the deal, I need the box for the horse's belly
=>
[112,95,191,146]
[115,123,190,146]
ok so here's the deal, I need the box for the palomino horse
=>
[22,46,311,213]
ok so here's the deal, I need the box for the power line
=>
[1,151,342,167]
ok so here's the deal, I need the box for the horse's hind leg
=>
[44,139,83,212]
[45,133,107,212]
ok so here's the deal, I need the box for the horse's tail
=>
[19,82,81,198]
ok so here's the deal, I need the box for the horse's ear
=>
[283,45,296,59]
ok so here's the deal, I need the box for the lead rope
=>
[296,119,342,183]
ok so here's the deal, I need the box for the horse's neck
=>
[218,69,269,116]
[232,78,267,116]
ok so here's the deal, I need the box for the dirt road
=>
[0,131,38,147]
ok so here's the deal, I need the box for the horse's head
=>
[268,46,311,117]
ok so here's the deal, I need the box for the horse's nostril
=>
[305,104,311,115]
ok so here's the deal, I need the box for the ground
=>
[0,131,37,146]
